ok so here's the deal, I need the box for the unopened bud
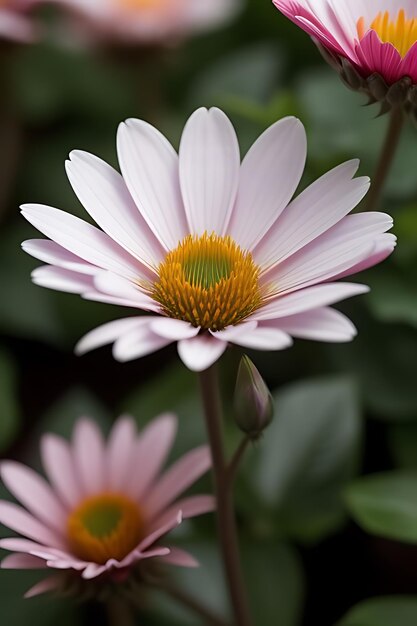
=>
[234,356,274,439]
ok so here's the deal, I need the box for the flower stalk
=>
[198,365,253,626]
[366,106,405,212]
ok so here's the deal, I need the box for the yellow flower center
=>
[149,232,264,332]
[67,493,145,565]
[357,9,417,57]
[117,0,165,11]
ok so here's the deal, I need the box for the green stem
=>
[198,365,254,626]
[366,106,404,212]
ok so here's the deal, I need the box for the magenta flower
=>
[21,108,395,372]
[273,0,417,87]
[0,0,38,42]
[45,0,241,44]
[0,414,214,597]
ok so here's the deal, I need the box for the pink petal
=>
[144,446,211,517]
[149,318,200,340]
[255,160,369,271]
[401,41,417,83]
[138,511,183,552]
[92,271,158,310]
[1,554,47,569]
[160,547,199,568]
[210,320,258,341]
[31,266,95,294]
[106,416,138,492]
[0,502,64,547]
[126,413,177,500]
[24,576,62,598]
[0,462,67,533]
[228,117,306,250]
[177,334,227,372]
[152,494,216,529]
[41,434,83,509]
[267,307,357,342]
[75,317,148,356]
[334,233,396,279]
[21,204,144,279]
[253,282,369,321]
[72,418,106,495]
[22,240,98,275]
[179,107,240,236]
[112,322,174,362]
[355,29,403,84]
[219,326,293,351]
[117,118,187,250]
[66,150,163,273]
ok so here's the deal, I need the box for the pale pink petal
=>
[177,335,227,372]
[254,160,369,271]
[117,546,171,570]
[21,204,142,279]
[253,282,370,321]
[267,307,357,342]
[228,117,306,250]
[72,418,106,495]
[117,119,187,250]
[113,323,174,362]
[66,150,163,272]
[75,317,148,356]
[106,416,138,492]
[0,538,51,554]
[209,320,258,341]
[144,447,211,516]
[152,494,216,529]
[41,434,83,509]
[179,107,240,236]
[334,233,397,280]
[219,326,293,351]
[22,240,98,275]
[0,502,64,547]
[138,512,183,552]
[24,576,62,598]
[93,271,158,310]
[82,290,159,310]
[31,266,95,294]
[126,413,177,500]
[0,10,36,43]
[0,462,67,533]
[149,318,200,340]
[1,554,47,569]
[185,0,241,32]
[160,547,199,568]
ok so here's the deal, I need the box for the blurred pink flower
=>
[0,414,214,597]
[22,108,395,372]
[46,0,241,44]
[273,0,417,86]
[0,0,38,42]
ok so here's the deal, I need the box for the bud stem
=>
[198,365,254,626]
[366,106,404,212]
[227,437,251,485]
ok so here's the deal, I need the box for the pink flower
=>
[0,0,38,42]
[273,0,417,86]
[21,108,395,372]
[0,414,214,597]
[45,0,241,44]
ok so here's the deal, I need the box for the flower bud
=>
[234,356,274,440]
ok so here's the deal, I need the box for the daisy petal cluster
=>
[21,107,395,373]
[46,0,241,44]
[0,414,214,597]
[273,1,417,112]
[0,0,38,42]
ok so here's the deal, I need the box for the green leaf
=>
[346,472,417,544]
[389,422,417,470]
[250,376,362,542]
[337,596,417,626]
[0,349,20,453]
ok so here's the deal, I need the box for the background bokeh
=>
[1,1,417,625]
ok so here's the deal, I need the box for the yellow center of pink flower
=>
[149,232,264,331]
[117,0,165,11]
[67,493,145,565]
[357,9,417,57]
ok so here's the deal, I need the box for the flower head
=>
[47,0,241,44]
[273,1,417,112]
[0,414,214,597]
[21,107,395,372]
[0,0,38,42]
